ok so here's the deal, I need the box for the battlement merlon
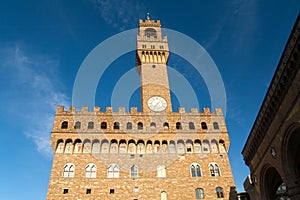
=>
[55,106,224,116]
[139,19,161,27]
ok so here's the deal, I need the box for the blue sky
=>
[0,0,299,199]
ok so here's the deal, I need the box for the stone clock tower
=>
[136,16,172,113]
[46,16,236,200]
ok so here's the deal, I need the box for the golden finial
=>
[146,12,150,20]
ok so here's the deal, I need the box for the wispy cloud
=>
[204,0,259,51]
[0,45,69,157]
[91,0,146,30]
[204,16,228,50]
[230,0,260,52]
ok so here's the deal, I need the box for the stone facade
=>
[47,17,236,200]
[242,14,300,200]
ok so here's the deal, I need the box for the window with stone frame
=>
[176,122,182,130]
[130,165,138,178]
[190,163,201,177]
[85,163,96,178]
[201,122,208,130]
[163,122,169,130]
[74,121,81,129]
[189,122,195,130]
[63,163,75,178]
[213,122,219,129]
[56,140,64,153]
[88,121,94,129]
[209,163,221,176]
[195,188,204,199]
[203,140,210,153]
[61,121,68,129]
[107,164,119,178]
[216,187,224,198]
[150,122,156,129]
[101,122,107,129]
[137,122,143,130]
[113,122,120,129]
[127,122,132,129]
[157,165,166,177]
[161,191,167,200]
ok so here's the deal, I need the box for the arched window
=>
[74,121,81,129]
[169,141,176,153]
[213,122,219,129]
[211,140,219,153]
[91,140,100,154]
[196,165,201,177]
[110,140,118,154]
[146,141,153,153]
[194,140,201,153]
[74,139,83,153]
[119,140,127,153]
[219,140,226,153]
[65,140,73,154]
[201,122,207,130]
[214,164,220,176]
[137,141,145,154]
[176,122,182,130]
[189,122,195,130]
[101,140,109,153]
[128,140,136,154]
[163,122,169,129]
[191,165,196,177]
[63,163,75,178]
[56,139,64,153]
[177,140,185,154]
[85,163,96,178]
[209,164,215,176]
[190,163,201,177]
[157,165,166,178]
[88,121,94,129]
[154,140,160,153]
[161,141,168,153]
[161,191,167,200]
[216,187,224,198]
[101,122,107,129]
[150,122,156,128]
[83,139,91,153]
[127,122,132,129]
[130,165,138,178]
[203,140,210,153]
[186,140,193,153]
[209,163,221,176]
[61,121,68,129]
[113,122,120,129]
[108,164,119,178]
[137,122,143,130]
[195,188,204,199]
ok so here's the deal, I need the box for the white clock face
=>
[147,96,167,112]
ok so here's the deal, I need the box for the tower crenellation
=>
[55,105,224,116]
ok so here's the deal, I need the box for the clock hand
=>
[154,101,160,108]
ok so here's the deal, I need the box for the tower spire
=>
[146,12,150,20]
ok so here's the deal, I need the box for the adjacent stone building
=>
[47,16,236,200]
[242,14,300,200]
